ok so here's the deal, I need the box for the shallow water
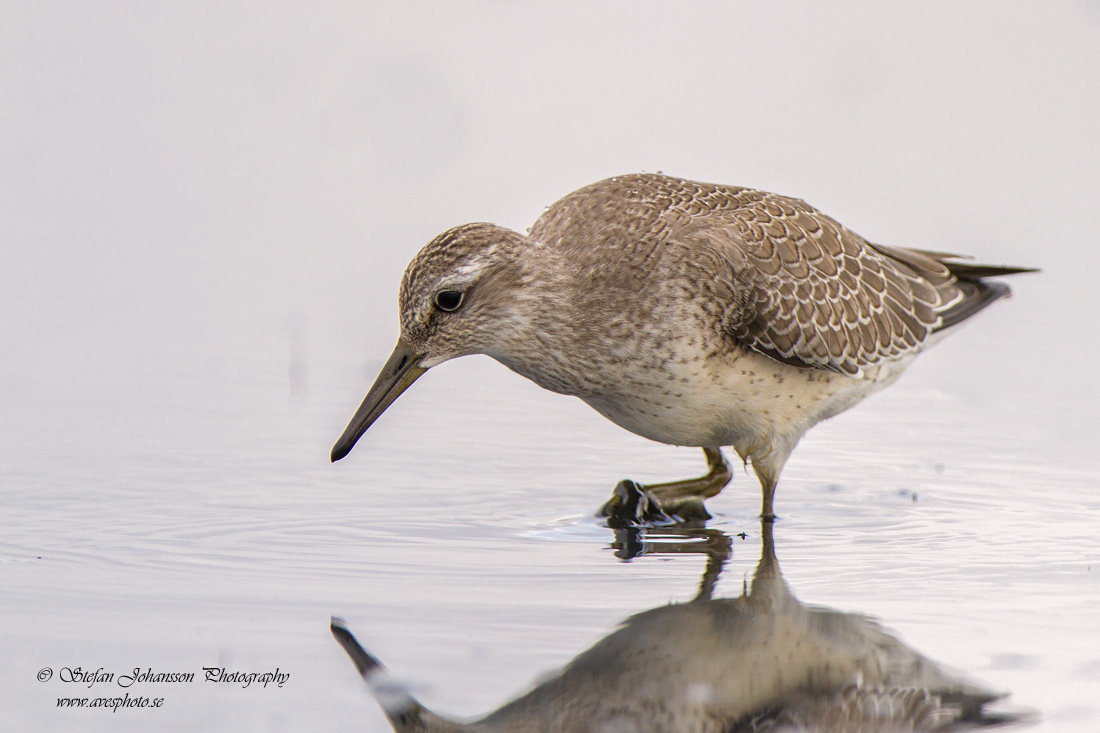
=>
[4,2,1100,730]
[4,345,1099,731]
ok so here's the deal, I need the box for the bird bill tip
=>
[330,443,351,463]
[329,339,428,464]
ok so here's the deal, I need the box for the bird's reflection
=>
[332,523,1017,732]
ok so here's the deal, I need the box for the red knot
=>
[331,174,1034,522]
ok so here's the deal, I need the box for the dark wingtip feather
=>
[936,281,1011,331]
[944,262,1040,279]
[934,260,1037,332]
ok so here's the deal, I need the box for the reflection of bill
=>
[332,523,1021,732]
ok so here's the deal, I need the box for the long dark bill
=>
[330,339,427,462]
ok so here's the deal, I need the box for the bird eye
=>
[434,290,465,312]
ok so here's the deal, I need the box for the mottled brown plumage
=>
[530,175,1013,377]
[332,173,1033,519]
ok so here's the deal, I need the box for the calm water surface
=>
[3,339,1098,731]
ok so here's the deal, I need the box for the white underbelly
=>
[578,350,913,452]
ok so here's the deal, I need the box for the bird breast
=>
[484,241,903,450]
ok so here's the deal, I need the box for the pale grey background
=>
[2,2,1098,731]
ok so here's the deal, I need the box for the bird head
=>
[330,223,531,462]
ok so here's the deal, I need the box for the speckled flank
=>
[377,173,1030,512]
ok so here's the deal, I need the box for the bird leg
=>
[752,462,780,522]
[745,440,794,522]
[760,481,777,522]
[645,446,733,506]
[599,447,733,527]
[693,530,734,602]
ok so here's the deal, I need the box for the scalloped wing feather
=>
[681,192,968,376]
[531,174,1019,378]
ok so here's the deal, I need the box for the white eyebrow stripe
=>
[453,259,488,277]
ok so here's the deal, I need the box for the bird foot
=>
[600,480,673,528]
[598,480,712,528]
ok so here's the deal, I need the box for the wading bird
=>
[331,174,1032,522]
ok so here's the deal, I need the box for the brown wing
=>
[705,191,968,375]
[531,174,1019,376]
